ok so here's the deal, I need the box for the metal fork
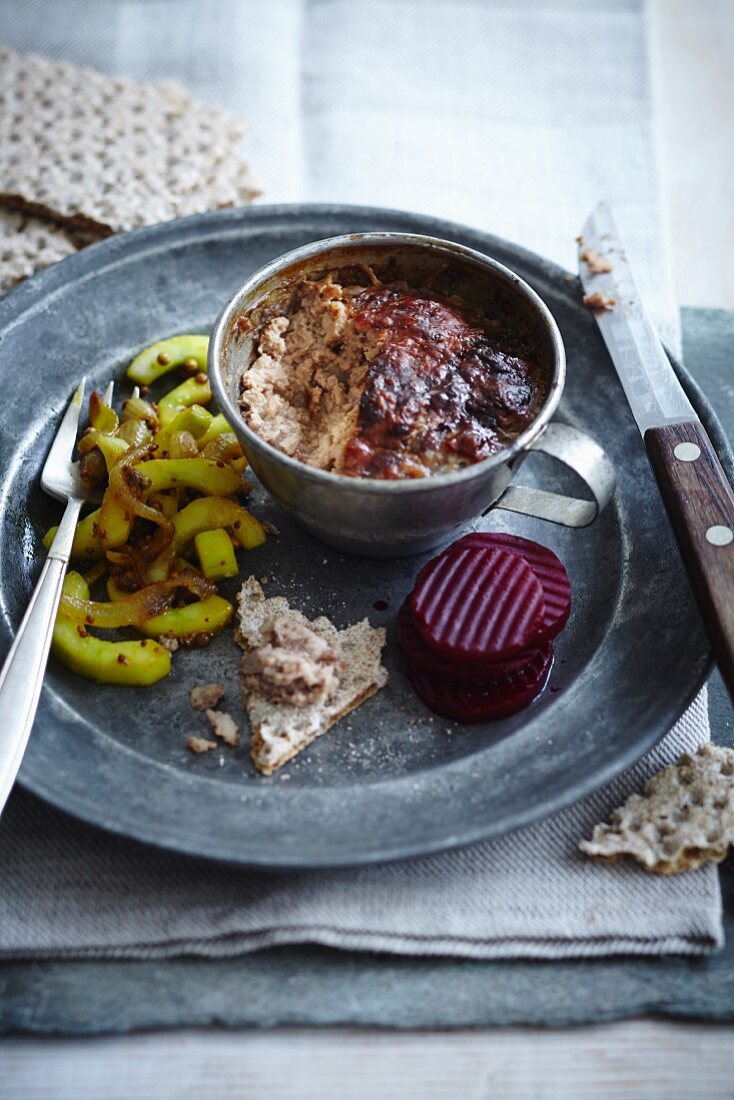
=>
[0,378,112,814]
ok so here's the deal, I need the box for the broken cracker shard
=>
[0,208,78,293]
[580,744,734,874]
[235,576,388,775]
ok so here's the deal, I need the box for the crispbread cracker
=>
[580,744,734,874]
[236,577,388,775]
[0,208,79,292]
[0,48,259,236]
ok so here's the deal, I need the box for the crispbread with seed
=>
[580,744,734,874]
[0,208,80,293]
[0,48,259,236]
[236,577,388,775]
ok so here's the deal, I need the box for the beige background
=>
[654,0,734,309]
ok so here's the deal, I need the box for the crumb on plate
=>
[187,735,217,755]
[206,708,240,747]
[189,682,225,711]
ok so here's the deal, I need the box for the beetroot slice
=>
[410,544,545,660]
[408,645,554,723]
[452,532,571,640]
[396,600,539,680]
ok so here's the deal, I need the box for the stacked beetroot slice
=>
[399,533,571,722]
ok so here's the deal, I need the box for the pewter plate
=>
[0,205,720,868]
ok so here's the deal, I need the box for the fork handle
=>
[0,497,82,814]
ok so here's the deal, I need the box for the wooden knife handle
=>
[645,421,734,700]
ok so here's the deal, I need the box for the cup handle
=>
[489,422,616,527]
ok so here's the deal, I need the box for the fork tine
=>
[41,378,86,481]
[102,379,114,406]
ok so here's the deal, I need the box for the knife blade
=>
[579,202,697,432]
[579,201,734,700]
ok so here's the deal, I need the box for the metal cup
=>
[209,233,616,557]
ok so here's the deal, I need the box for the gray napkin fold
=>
[0,689,721,960]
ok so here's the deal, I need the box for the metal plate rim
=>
[0,202,725,869]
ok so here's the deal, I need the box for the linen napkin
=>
[0,0,722,959]
[0,690,720,959]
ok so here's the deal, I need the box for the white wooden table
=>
[2,2,733,1095]
[2,1021,734,1100]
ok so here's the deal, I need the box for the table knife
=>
[579,201,734,700]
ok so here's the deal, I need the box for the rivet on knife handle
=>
[644,420,734,699]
